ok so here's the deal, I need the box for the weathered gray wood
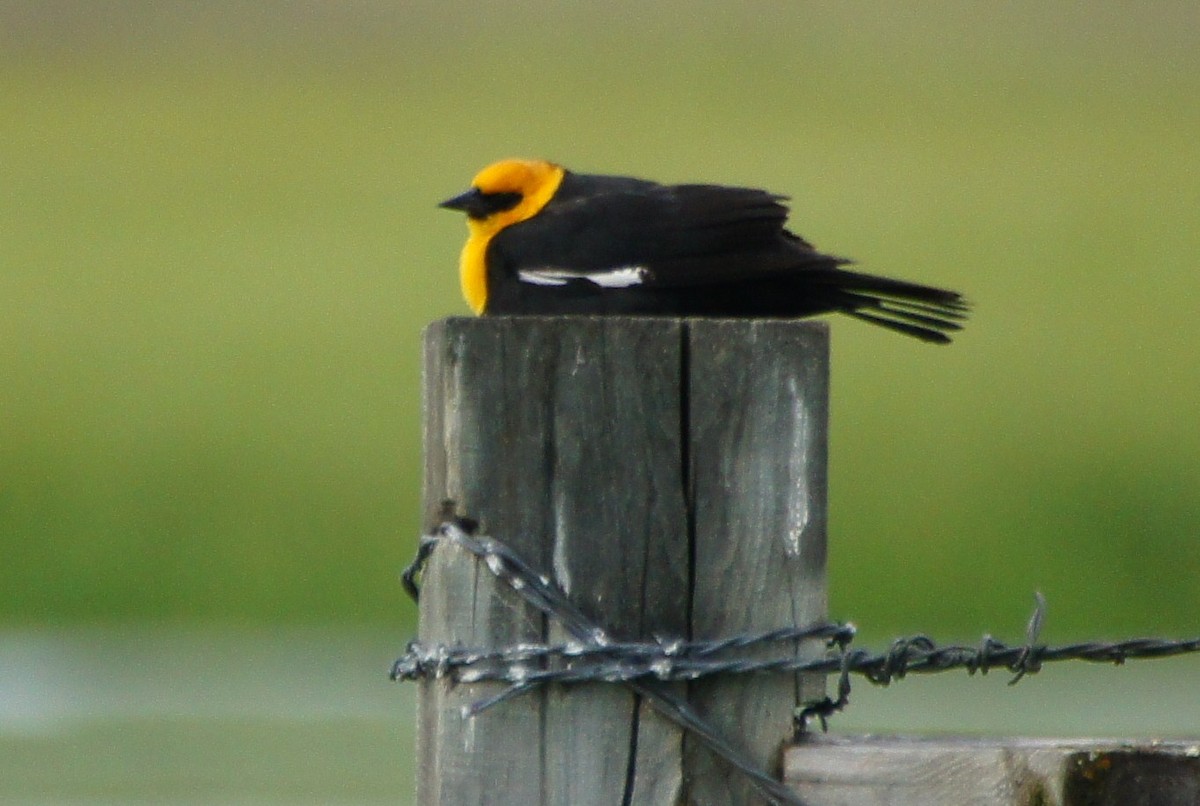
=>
[420,317,691,805]
[416,533,545,804]
[685,320,830,803]
[785,735,1200,805]
[418,317,830,805]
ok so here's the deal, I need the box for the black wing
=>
[488,172,834,287]
[486,171,967,342]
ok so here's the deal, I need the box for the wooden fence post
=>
[417,317,829,805]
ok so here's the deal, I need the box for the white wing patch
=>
[517,269,569,286]
[518,266,648,288]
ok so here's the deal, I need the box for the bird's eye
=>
[478,191,523,216]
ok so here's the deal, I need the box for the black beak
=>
[438,187,484,215]
[438,187,523,220]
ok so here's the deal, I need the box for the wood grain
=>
[684,320,829,804]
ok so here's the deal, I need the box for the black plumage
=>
[443,162,968,343]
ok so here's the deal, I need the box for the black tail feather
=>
[876,297,969,320]
[822,267,967,307]
[836,291,964,333]
[843,309,953,344]
[813,268,969,343]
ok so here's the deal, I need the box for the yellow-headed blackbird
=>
[440,159,967,343]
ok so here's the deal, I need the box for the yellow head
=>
[440,159,566,313]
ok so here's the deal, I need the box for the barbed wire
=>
[394,520,1200,806]
[400,519,812,805]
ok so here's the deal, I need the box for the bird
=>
[439,159,967,343]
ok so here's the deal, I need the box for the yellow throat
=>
[457,160,566,314]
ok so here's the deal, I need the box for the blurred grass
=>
[0,627,414,804]
[2,1,1199,637]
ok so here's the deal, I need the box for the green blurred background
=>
[3,1,1198,801]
